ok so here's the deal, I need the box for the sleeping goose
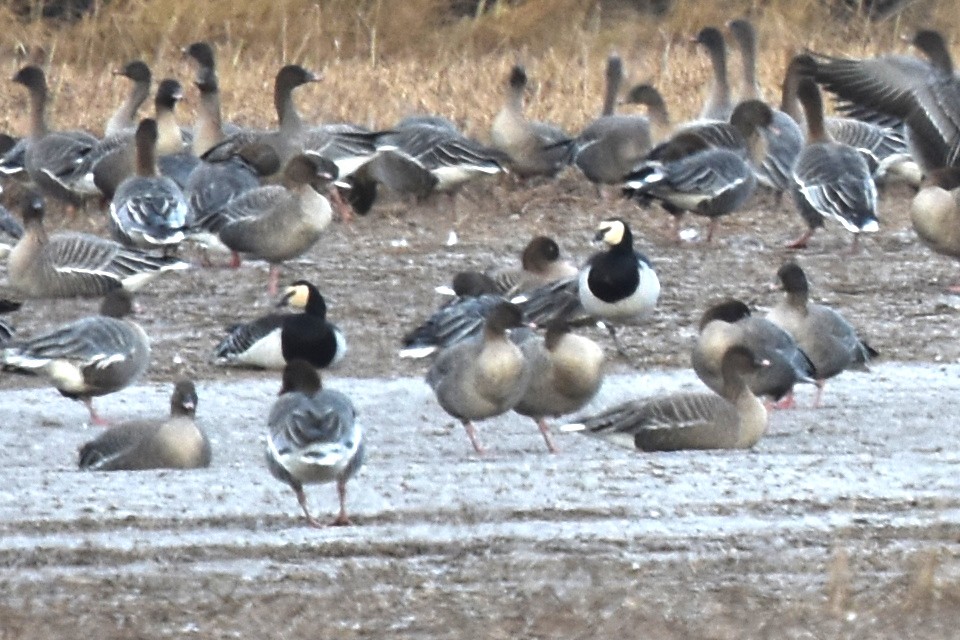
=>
[692,298,814,407]
[693,27,734,122]
[490,65,571,178]
[513,315,605,453]
[624,100,772,242]
[104,60,152,138]
[726,18,804,200]
[206,153,336,295]
[7,192,188,298]
[0,289,150,425]
[562,345,769,451]
[108,118,189,249]
[214,280,346,370]
[766,262,877,407]
[787,78,878,250]
[266,359,364,527]
[11,65,97,207]
[78,379,211,471]
[910,167,960,291]
[427,301,532,454]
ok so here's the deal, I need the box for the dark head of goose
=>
[777,262,809,295]
[116,60,150,82]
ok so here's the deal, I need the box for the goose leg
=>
[705,217,719,243]
[293,484,324,529]
[331,478,352,526]
[773,392,796,410]
[229,251,242,269]
[536,418,559,454]
[462,420,486,454]
[812,380,827,408]
[267,265,281,297]
[83,398,109,426]
[785,228,814,249]
[328,186,354,223]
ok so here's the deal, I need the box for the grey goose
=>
[104,60,152,138]
[693,27,734,122]
[910,167,960,291]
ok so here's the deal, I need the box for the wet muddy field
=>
[2,177,960,637]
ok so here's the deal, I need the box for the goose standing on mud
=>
[562,345,769,451]
[266,360,365,527]
[78,380,211,471]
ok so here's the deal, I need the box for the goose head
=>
[171,379,198,417]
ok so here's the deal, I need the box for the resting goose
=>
[766,262,877,407]
[214,280,346,370]
[78,379,211,471]
[208,153,336,295]
[910,167,960,291]
[11,65,97,207]
[1,289,150,425]
[692,298,814,407]
[487,234,579,296]
[693,27,734,122]
[104,60,152,138]
[490,65,571,178]
[513,317,605,453]
[788,78,878,250]
[624,100,772,242]
[7,192,188,298]
[109,118,189,249]
[563,345,769,451]
[726,19,805,199]
[426,301,532,454]
[266,360,364,527]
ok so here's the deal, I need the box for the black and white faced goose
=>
[214,280,346,371]
[1,289,150,425]
[513,317,605,453]
[210,153,336,295]
[266,360,365,527]
[911,167,960,291]
[787,78,879,250]
[426,301,532,454]
[490,65,571,179]
[78,379,211,471]
[108,118,189,250]
[691,298,814,408]
[11,65,97,207]
[104,60,152,137]
[765,262,877,408]
[7,192,188,298]
[562,345,769,451]
[693,27,734,122]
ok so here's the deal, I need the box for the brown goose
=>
[693,27,734,122]
[427,302,532,454]
[562,345,769,451]
[78,380,210,471]
[104,60,152,137]
[766,262,877,407]
[620,83,672,146]
[487,235,579,296]
[910,167,960,291]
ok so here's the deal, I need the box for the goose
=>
[624,100,772,242]
[620,83,673,145]
[0,289,150,425]
[0,201,24,258]
[214,280,346,370]
[561,345,769,451]
[487,234,579,296]
[266,359,364,527]
[490,65,571,178]
[807,29,960,172]
[426,301,532,454]
[513,316,605,453]
[726,18,805,200]
[568,55,654,185]
[910,167,960,291]
[691,298,814,408]
[104,60,152,137]
[693,27,734,122]
[11,65,97,207]
[781,54,918,187]
[787,78,878,250]
[181,41,243,154]
[78,379,211,471]
[108,118,189,249]
[204,153,335,295]
[7,192,188,298]
[766,262,877,407]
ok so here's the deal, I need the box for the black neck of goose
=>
[611,225,634,254]
[544,322,570,350]
[915,32,954,76]
[275,79,303,132]
[779,59,804,125]
[719,356,751,401]
[100,290,134,318]
[602,57,622,117]
[797,80,829,144]
[303,287,327,317]
[28,83,49,138]
[135,129,158,177]
[281,361,322,395]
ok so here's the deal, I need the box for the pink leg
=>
[848,234,861,254]
[330,478,353,526]
[267,265,281,297]
[229,252,242,269]
[83,398,109,426]
[812,380,826,408]
[537,418,559,454]
[294,485,324,529]
[785,228,814,249]
[773,392,796,410]
[328,187,354,223]
[947,283,960,294]
[463,420,486,455]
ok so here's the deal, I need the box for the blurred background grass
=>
[0,0,956,140]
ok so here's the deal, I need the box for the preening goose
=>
[7,192,188,298]
[1,289,150,425]
[104,60,152,138]
[766,262,877,407]
[910,167,960,291]
[78,380,211,471]
[562,345,769,451]
[266,360,364,527]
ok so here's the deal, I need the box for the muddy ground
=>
[2,176,960,638]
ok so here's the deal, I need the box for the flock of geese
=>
[0,18,956,526]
